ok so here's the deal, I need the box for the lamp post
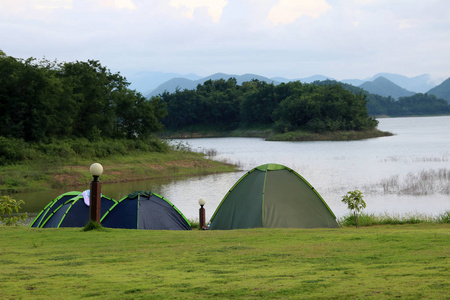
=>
[89,163,103,222]
[198,198,206,230]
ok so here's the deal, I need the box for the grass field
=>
[1,224,449,299]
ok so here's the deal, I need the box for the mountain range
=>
[124,71,448,102]
[427,77,450,102]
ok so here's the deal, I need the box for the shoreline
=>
[0,151,239,194]
[160,128,393,141]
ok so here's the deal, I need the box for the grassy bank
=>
[339,211,450,227]
[1,223,449,299]
[159,124,274,139]
[0,150,238,193]
[267,128,393,141]
[160,126,393,141]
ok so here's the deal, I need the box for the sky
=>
[1,0,450,83]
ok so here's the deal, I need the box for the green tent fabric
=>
[210,164,339,229]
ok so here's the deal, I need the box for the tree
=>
[341,190,366,228]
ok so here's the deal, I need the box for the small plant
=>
[0,195,28,226]
[339,212,375,227]
[341,190,366,228]
[189,219,200,230]
[82,220,108,231]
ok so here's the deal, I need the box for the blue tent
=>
[101,191,191,230]
[30,191,117,228]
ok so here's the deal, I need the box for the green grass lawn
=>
[1,224,449,299]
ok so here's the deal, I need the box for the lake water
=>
[18,116,450,222]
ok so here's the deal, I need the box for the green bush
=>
[0,137,27,165]
[34,140,76,158]
[188,219,200,230]
[0,195,28,226]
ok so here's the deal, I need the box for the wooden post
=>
[199,205,205,230]
[89,176,101,222]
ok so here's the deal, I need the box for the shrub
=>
[341,190,366,228]
[0,137,27,165]
[188,219,200,230]
[0,195,28,226]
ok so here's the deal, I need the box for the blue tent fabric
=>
[30,191,80,228]
[101,197,138,229]
[31,192,117,228]
[101,191,191,230]
[31,191,191,230]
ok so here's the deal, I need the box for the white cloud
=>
[268,0,331,25]
[97,0,136,10]
[35,0,73,10]
[2,0,450,80]
[0,0,72,15]
[169,0,228,22]
[398,19,415,30]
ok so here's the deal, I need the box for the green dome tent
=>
[30,191,117,228]
[210,164,339,229]
[100,191,191,230]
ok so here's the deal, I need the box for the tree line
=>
[315,80,450,116]
[0,51,166,143]
[367,93,450,116]
[160,78,378,132]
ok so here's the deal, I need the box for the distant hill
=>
[149,77,199,96]
[427,77,450,103]
[124,71,202,95]
[141,71,443,98]
[359,77,415,99]
[269,75,334,83]
[147,73,280,97]
[341,73,436,93]
[300,74,335,83]
[367,73,435,93]
[341,78,367,86]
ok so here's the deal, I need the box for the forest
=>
[160,78,378,133]
[0,52,166,143]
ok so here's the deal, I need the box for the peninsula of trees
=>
[159,78,379,135]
